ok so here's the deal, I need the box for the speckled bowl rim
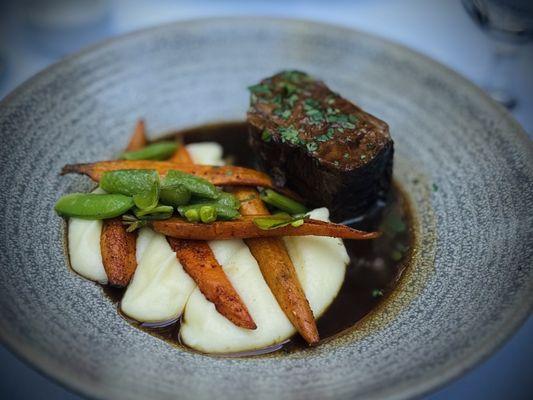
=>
[0,16,531,400]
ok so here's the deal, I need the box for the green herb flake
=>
[280,109,292,119]
[343,153,350,160]
[306,142,318,152]
[316,128,335,142]
[348,114,358,123]
[248,83,271,95]
[278,81,298,96]
[334,160,340,167]
[278,126,302,145]
[432,183,439,192]
[261,129,272,142]
[372,289,384,298]
[360,154,366,161]
[286,93,299,107]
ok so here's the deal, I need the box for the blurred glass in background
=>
[462,0,533,109]
[18,0,112,56]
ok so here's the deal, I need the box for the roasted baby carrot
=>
[167,143,256,330]
[167,238,256,329]
[125,119,147,151]
[234,188,319,345]
[168,141,193,163]
[150,215,379,241]
[100,218,137,286]
[61,160,275,189]
[100,120,145,286]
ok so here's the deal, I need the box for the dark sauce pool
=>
[103,122,414,356]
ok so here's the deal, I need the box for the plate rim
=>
[0,16,531,400]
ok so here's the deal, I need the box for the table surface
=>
[0,1,531,399]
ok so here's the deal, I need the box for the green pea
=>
[178,203,240,221]
[184,209,199,222]
[55,193,134,219]
[162,170,219,200]
[133,180,159,210]
[199,205,217,223]
[100,169,159,197]
[160,183,191,207]
[121,141,177,161]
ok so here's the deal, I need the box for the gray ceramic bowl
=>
[0,17,531,400]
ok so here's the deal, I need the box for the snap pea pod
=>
[55,193,134,219]
[252,212,307,230]
[260,189,308,215]
[133,180,160,210]
[121,141,177,161]
[191,190,239,209]
[159,183,191,207]
[162,170,219,200]
[178,203,240,221]
[100,169,159,197]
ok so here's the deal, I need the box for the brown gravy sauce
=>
[103,122,415,356]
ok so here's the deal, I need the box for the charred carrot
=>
[167,238,256,329]
[61,160,276,190]
[166,144,256,330]
[125,119,147,151]
[150,215,379,241]
[234,188,319,345]
[100,218,137,287]
[100,120,145,286]
[168,142,193,163]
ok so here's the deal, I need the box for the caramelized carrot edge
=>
[150,216,379,241]
[234,188,319,345]
[100,120,145,286]
[60,160,299,198]
[167,144,256,330]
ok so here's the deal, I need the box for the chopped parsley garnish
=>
[372,289,384,298]
[278,81,298,96]
[360,154,366,160]
[261,129,272,142]
[278,126,302,145]
[248,83,271,95]
[432,183,439,192]
[306,142,318,152]
[343,152,350,159]
[286,93,299,107]
[274,108,292,120]
[327,113,356,129]
[316,128,334,142]
[303,98,325,124]
[303,98,320,109]
[334,160,340,167]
